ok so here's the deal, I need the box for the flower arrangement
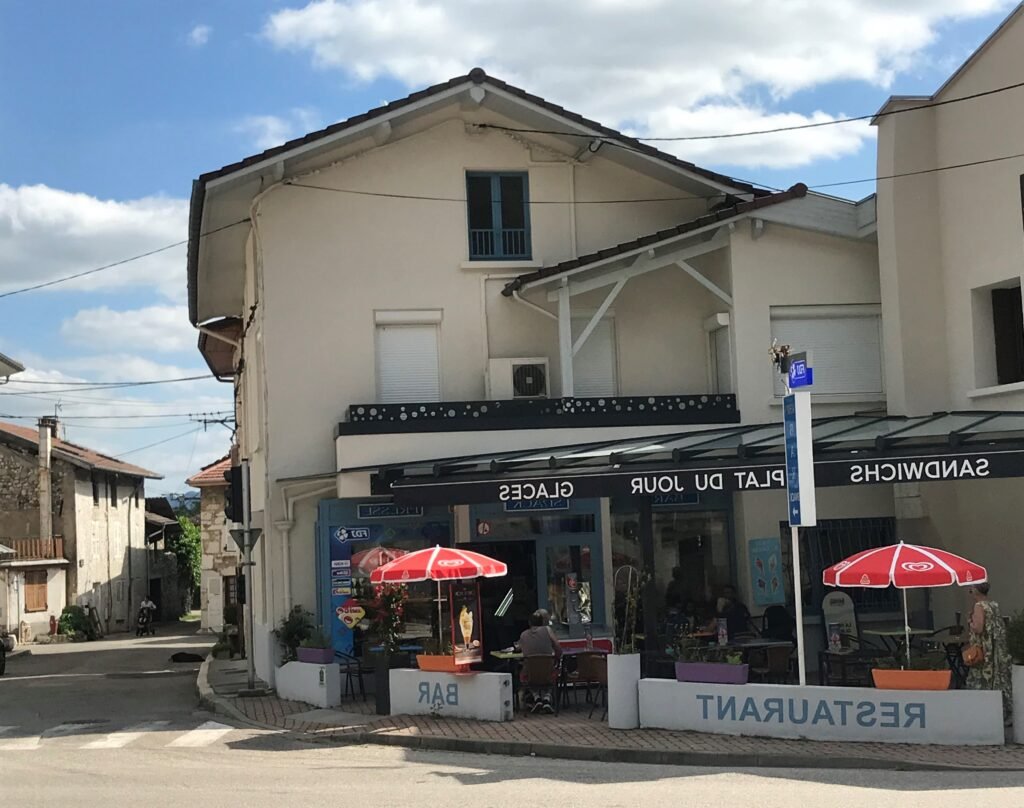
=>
[369,583,408,653]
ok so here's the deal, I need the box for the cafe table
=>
[862,627,933,658]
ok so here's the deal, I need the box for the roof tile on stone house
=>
[187,455,231,488]
[0,421,161,479]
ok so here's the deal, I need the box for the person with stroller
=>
[137,595,157,636]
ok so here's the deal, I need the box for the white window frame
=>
[769,304,885,400]
[374,310,443,403]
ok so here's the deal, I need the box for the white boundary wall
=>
[639,679,1004,745]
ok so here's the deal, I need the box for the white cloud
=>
[236,107,321,150]
[60,305,194,354]
[188,24,212,47]
[263,0,1012,168]
[0,184,188,301]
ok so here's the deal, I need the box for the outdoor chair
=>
[337,651,373,701]
[577,653,608,720]
[761,605,796,643]
[564,652,605,710]
[521,654,560,715]
[749,644,794,684]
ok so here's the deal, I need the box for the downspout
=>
[126,483,133,628]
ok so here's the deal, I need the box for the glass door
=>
[536,535,604,637]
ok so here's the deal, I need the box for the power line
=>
[0,410,232,421]
[0,374,214,397]
[811,148,1024,189]
[114,427,203,458]
[5,375,213,386]
[479,79,1024,143]
[0,217,251,301]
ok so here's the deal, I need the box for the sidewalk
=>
[198,657,1023,771]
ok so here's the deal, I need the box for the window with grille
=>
[466,172,531,259]
[24,570,48,612]
[223,575,239,607]
[779,517,899,615]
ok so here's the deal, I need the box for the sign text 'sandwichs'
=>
[391,450,1024,505]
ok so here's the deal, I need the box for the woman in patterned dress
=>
[966,583,1012,724]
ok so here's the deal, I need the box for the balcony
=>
[338,394,738,436]
[469,228,530,260]
[0,537,66,562]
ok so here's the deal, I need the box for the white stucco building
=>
[188,45,1024,685]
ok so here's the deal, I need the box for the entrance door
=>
[536,535,604,638]
[472,540,537,654]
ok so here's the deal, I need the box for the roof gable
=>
[187,454,231,487]
[0,421,162,479]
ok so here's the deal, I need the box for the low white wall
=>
[390,669,513,722]
[639,679,1004,745]
[253,623,279,688]
[275,661,342,708]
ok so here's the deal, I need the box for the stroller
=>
[136,606,157,637]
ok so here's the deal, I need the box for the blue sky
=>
[0,1,1017,493]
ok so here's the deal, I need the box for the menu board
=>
[450,581,483,665]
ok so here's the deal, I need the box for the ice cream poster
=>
[450,582,483,665]
[748,537,785,606]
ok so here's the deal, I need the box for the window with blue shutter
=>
[466,172,531,259]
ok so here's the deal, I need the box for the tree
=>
[171,515,202,607]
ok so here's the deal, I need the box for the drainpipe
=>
[38,418,55,545]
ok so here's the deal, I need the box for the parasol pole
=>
[437,580,443,646]
[902,588,911,668]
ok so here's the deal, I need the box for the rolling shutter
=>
[770,306,884,396]
[572,317,617,398]
[375,324,441,403]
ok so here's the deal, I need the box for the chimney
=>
[38,418,55,541]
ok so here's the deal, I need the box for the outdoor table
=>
[927,630,969,688]
[862,628,932,658]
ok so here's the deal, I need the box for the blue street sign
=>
[783,392,817,527]
[788,353,813,389]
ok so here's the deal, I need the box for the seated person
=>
[715,585,752,638]
[518,609,562,714]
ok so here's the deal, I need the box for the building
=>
[187,68,900,683]
[187,455,240,633]
[873,3,1024,623]
[0,419,161,639]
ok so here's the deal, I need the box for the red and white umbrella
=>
[370,545,507,583]
[370,546,507,643]
[823,542,987,665]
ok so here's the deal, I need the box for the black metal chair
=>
[337,651,373,701]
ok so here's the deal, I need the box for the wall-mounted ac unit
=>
[486,358,549,399]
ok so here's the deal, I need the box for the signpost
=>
[781,350,816,686]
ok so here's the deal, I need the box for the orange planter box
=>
[416,654,466,673]
[871,669,952,691]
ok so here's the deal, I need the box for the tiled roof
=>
[187,454,231,488]
[0,421,161,479]
[504,183,808,294]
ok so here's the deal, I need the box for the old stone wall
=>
[0,441,66,539]
[199,485,239,631]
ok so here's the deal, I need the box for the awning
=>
[364,411,1024,505]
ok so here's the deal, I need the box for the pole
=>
[902,588,911,669]
[241,459,256,691]
[790,524,807,685]
[437,580,443,645]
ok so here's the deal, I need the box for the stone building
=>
[186,455,240,633]
[0,419,161,639]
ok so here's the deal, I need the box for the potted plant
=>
[416,638,460,672]
[673,637,749,685]
[275,605,314,663]
[1007,610,1024,744]
[297,627,335,664]
[607,567,645,730]
[871,652,951,691]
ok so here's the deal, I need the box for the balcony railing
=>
[1,537,66,561]
[339,394,738,435]
[469,228,530,260]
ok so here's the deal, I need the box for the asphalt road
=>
[2,626,1023,807]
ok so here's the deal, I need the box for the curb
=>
[196,654,282,733]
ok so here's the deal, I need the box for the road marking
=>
[84,721,171,749]
[0,722,95,750]
[167,721,233,748]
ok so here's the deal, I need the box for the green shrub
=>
[299,627,331,649]
[57,606,97,641]
[1007,610,1024,665]
[275,606,314,661]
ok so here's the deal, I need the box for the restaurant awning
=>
[357,411,1024,505]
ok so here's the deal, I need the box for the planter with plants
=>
[275,606,315,663]
[297,628,335,664]
[1008,610,1024,744]
[870,652,951,691]
[416,638,458,672]
[672,638,749,685]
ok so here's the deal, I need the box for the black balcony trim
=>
[337,395,738,436]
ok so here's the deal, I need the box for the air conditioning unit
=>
[486,358,549,399]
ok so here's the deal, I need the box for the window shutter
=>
[712,326,733,394]
[770,307,883,396]
[572,317,617,397]
[375,324,441,403]
[24,571,47,612]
